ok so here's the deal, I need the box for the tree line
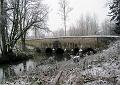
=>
[53,0,120,37]
[53,15,114,37]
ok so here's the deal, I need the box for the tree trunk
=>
[21,33,26,51]
[21,0,27,51]
[0,0,7,55]
[35,27,37,39]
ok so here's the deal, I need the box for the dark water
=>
[0,53,69,84]
[0,59,35,83]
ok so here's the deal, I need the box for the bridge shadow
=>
[54,54,64,61]
[73,47,79,55]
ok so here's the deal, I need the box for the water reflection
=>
[0,53,71,84]
[0,60,35,83]
[0,69,4,83]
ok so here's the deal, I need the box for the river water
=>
[0,59,35,84]
[0,52,49,84]
[0,53,68,84]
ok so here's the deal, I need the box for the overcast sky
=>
[43,0,109,31]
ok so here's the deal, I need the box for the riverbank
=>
[0,41,120,85]
[0,52,33,65]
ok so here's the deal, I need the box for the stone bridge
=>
[26,35,120,50]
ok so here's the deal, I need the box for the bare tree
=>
[33,20,48,39]
[76,15,85,36]
[58,0,72,36]
[0,0,48,55]
[84,14,98,35]
[68,14,98,36]
[53,28,64,37]
[100,18,115,35]
[10,0,48,49]
[68,25,76,36]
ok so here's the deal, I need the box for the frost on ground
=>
[2,40,120,85]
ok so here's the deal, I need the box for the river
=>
[0,53,68,84]
[0,59,35,83]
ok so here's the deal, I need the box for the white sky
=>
[43,0,109,31]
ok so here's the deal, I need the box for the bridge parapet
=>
[26,35,120,50]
